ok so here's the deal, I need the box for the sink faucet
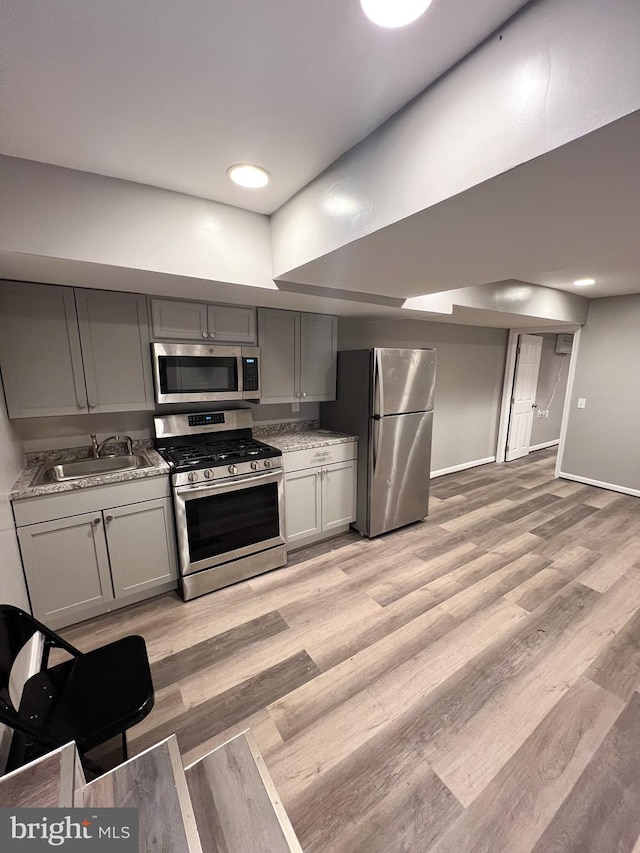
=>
[90,434,134,458]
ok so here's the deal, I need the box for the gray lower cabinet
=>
[17,513,115,628]
[15,485,178,629]
[150,298,257,344]
[258,308,337,404]
[0,282,154,418]
[283,443,357,547]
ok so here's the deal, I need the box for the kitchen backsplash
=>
[12,402,320,453]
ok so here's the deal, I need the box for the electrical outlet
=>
[577,398,586,409]
[536,410,544,418]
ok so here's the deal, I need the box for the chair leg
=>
[121,731,128,762]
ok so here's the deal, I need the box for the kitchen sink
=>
[33,453,155,485]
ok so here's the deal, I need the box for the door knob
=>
[89,400,97,408]
[209,332,216,339]
[78,400,86,408]
[105,514,113,522]
[201,332,208,339]
[301,392,307,398]
[93,516,101,525]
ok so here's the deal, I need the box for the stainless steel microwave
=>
[151,343,260,404]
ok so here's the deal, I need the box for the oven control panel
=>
[188,412,225,427]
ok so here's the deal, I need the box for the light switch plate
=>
[577,397,586,409]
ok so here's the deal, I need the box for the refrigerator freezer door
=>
[373,348,436,416]
[368,410,433,537]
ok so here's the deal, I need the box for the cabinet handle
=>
[201,332,208,339]
[78,400,86,408]
[105,514,113,522]
[93,516,101,525]
[89,400,97,408]
[301,392,307,398]
[209,332,216,340]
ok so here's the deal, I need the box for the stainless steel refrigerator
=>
[321,347,436,537]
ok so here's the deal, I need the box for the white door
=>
[506,334,543,461]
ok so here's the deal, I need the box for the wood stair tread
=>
[0,741,78,807]
[185,730,302,853]
[82,735,202,853]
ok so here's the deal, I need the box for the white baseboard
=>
[558,471,640,498]
[431,456,496,479]
[529,440,560,452]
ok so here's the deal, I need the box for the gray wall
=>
[338,319,508,473]
[561,295,640,492]
[530,333,570,447]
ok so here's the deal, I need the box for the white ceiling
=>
[2,0,530,215]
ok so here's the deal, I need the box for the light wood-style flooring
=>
[64,448,640,852]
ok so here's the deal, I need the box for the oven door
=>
[173,470,285,576]
[152,343,243,404]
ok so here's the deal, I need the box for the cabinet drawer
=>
[282,441,357,473]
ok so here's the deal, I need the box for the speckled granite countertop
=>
[10,441,170,501]
[256,428,358,453]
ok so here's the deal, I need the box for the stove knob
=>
[204,469,213,479]
[228,464,238,475]
[188,471,199,483]
[264,459,271,469]
[250,461,259,471]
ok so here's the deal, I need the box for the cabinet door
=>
[258,308,300,403]
[284,468,322,544]
[151,298,209,341]
[105,498,178,599]
[300,313,337,402]
[207,305,257,344]
[76,289,154,413]
[0,282,87,418]
[321,460,357,531]
[17,513,114,630]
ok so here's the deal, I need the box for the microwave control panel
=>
[242,358,259,392]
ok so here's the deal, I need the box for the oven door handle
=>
[175,470,281,498]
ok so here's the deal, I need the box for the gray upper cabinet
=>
[300,312,338,402]
[151,298,256,344]
[258,308,337,404]
[0,282,154,418]
[75,289,154,413]
[258,308,300,404]
[0,282,88,418]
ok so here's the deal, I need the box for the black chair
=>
[0,604,154,775]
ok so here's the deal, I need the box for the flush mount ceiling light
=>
[226,164,270,188]
[573,278,596,286]
[360,0,433,28]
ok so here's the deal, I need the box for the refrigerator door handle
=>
[374,348,385,417]
[373,416,383,479]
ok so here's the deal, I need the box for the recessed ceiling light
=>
[226,164,270,188]
[573,278,596,286]
[360,0,433,28]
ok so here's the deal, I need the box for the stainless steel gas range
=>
[154,409,287,600]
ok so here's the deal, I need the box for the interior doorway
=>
[496,326,581,465]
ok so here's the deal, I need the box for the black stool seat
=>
[19,635,154,753]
